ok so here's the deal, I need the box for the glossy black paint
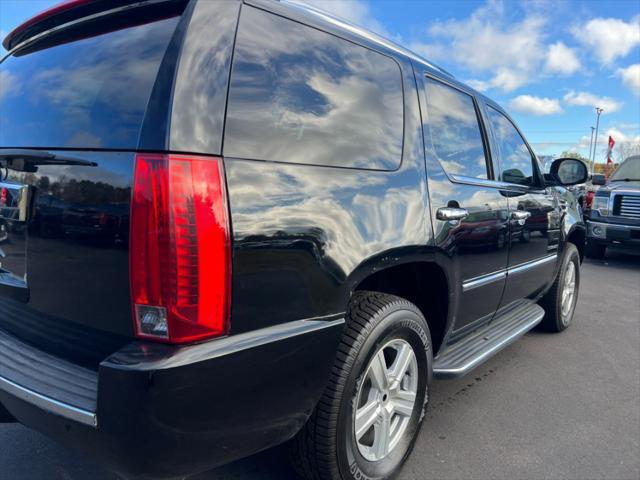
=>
[0,0,587,478]
[1,318,344,479]
[224,5,432,334]
[0,151,134,345]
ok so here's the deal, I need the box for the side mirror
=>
[591,174,606,186]
[549,158,588,186]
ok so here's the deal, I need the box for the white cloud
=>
[545,42,581,75]
[0,71,21,100]
[617,64,640,95]
[574,16,640,65]
[563,90,622,113]
[410,1,562,92]
[467,69,531,93]
[603,128,640,144]
[509,95,563,115]
[293,0,390,37]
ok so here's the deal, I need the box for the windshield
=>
[610,156,640,181]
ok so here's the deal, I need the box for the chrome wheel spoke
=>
[355,399,380,440]
[373,415,391,458]
[391,390,416,417]
[389,343,414,384]
[561,262,577,320]
[354,338,419,462]
[369,350,389,391]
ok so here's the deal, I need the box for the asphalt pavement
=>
[1,249,639,480]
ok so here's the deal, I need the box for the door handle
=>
[511,210,531,221]
[436,207,469,221]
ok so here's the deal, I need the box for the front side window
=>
[424,77,489,179]
[224,7,404,170]
[486,107,535,186]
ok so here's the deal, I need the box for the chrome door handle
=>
[511,210,531,221]
[436,207,469,221]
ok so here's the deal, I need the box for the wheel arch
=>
[349,256,452,356]
[567,225,586,262]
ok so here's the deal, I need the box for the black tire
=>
[539,243,580,332]
[585,240,606,259]
[290,291,432,480]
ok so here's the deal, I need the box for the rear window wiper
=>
[0,149,97,172]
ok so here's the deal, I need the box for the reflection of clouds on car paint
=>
[423,78,488,179]
[0,17,179,148]
[170,0,239,154]
[227,160,426,274]
[224,6,403,170]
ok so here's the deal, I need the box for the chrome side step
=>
[433,301,545,379]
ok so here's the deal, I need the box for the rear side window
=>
[486,106,535,186]
[0,16,179,149]
[224,7,404,170]
[424,77,488,179]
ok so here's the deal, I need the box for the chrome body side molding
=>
[462,253,558,291]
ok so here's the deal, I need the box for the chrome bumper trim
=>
[0,375,97,427]
[587,220,640,231]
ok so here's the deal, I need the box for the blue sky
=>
[1,0,639,164]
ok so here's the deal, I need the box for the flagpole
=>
[591,107,603,176]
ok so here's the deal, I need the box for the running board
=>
[433,301,545,379]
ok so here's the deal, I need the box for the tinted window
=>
[486,107,535,186]
[0,17,179,149]
[424,78,488,179]
[224,7,404,169]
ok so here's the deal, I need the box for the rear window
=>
[224,6,404,170]
[0,16,179,149]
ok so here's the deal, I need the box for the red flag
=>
[606,135,615,164]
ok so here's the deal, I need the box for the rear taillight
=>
[130,154,231,343]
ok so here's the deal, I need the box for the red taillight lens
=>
[130,154,231,343]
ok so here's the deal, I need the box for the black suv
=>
[0,1,587,479]
[585,155,640,258]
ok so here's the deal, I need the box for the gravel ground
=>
[1,249,639,480]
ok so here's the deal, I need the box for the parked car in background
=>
[0,1,588,479]
[585,155,640,258]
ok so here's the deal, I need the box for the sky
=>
[1,0,639,164]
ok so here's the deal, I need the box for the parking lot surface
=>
[1,249,639,480]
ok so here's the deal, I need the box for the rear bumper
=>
[0,317,344,479]
[586,220,640,248]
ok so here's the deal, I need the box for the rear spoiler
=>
[2,0,180,52]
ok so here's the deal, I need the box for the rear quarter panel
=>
[224,49,432,333]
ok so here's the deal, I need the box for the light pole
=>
[588,126,595,162]
[591,107,604,175]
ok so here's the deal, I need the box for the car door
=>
[418,74,509,334]
[483,104,561,305]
